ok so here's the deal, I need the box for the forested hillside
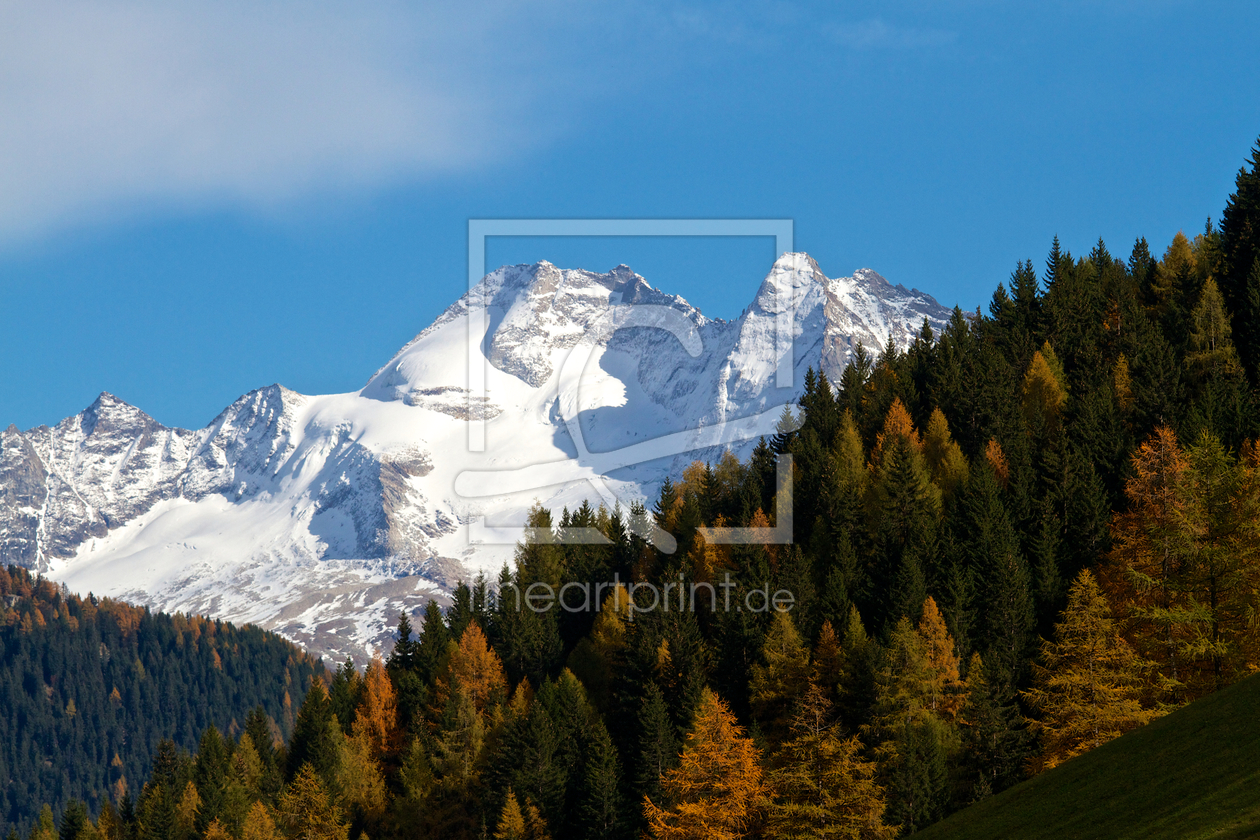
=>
[914,671,1260,840]
[0,567,323,834]
[16,137,1260,840]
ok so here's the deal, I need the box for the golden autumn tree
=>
[917,597,965,722]
[644,688,769,840]
[1151,231,1196,313]
[1179,431,1260,688]
[812,620,842,694]
[275,764,349,840]
[436,621,509,715]
[175,781,201,840]
[566,586,630,712]
[495,789,527,840]
[1021,342,1068,433]
[983,438,1010,489]
[335,728,388,826]
[864,616,934,753]
[352,655,400,764]
[871,398,922,469]
[1106,426,1260,701]
[1187,277,1245,382]
[1024,570,1158,772]
[239,802,278,840]
[922,408,969,497]
[766,681,896,840]
[750,609,812,748]
[1113,353,1134,414]
[1105,425,1194,698]
[29,805,56,840]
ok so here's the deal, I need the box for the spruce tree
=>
[959,653,1030,799]
[962,465,1034,689]
[286,681,340,787]
[328,657,364,735]
[633,682,679,813]
[1218,136,1260,380]
[886,717,950,834]
[576,721,624,840]
[57,801,89,840]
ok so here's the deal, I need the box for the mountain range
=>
[0,252,952,663]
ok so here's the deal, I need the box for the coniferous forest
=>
[0,567,322,833]
[10,138,1260,839]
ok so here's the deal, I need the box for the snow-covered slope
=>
[0,253,951,663]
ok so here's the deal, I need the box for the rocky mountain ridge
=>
[0,253,952,663]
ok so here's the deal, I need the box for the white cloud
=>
[0,1,574,241]
[0,2,963,243]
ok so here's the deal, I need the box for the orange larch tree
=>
[644,688,769,840]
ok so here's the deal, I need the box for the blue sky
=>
[1,0,1257,431]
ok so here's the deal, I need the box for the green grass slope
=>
[917,673,1260,840]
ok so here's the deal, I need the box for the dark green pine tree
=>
[1061,450,1112,584]
[771,402,801,455]
[959,653,1031,800]
[1218,135,1260,381]
[1010,259,1043,341]
[1130,237,1160,308]
[417,598,451,685]
[471,572,494,630]
[835,607,882,734]
[1067,374,1131,504]
[1028,496,1064,637]
[632,683,679,818]
[906,319,940,423]
[708,559,769,721]
[388,611,418,674]
[744,437,779,517]
[285,681,339,786]
[963,465,1034,690]
[887,719,950,834]
[448,582,475,641]
[512,694,567,825]
[576,718,624,840]
[58,800,90,840]
[329,657,364,735]
[837,342,874,421]
[193,727,230,830]
[930,310,972,434]
[537,672,598,835]
[244,706,283,801]
[774,545,818,639]
[869,434,939,630]
[138,784,178,840]
[149,738,189,793]
[798,366,841,446]
[496,510,567,686]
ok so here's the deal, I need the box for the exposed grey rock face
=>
[0,425,48,568]
[30,393,197,554]
[2,394,198,568]
[0,388,453,664]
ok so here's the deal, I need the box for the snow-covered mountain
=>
[0,253,951,663]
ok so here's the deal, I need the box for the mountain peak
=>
[13,252,955,664]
